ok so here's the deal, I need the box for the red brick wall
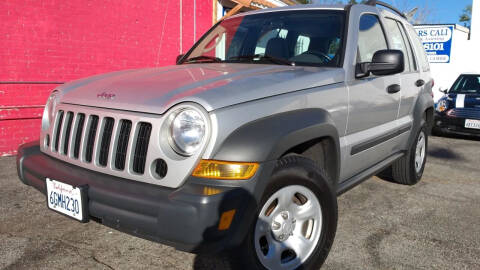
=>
[0,0,212,156]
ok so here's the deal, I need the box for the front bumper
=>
[17,142,271,253]
[434,113,480,135]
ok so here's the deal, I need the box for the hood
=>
[58,63,345,114]
[444,93,480,109]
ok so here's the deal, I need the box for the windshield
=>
[181,10,346,67]
[450,75,480,94]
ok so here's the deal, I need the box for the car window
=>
[328,37,341,58]
[254,29,289,55]
[407,25,430,72]
[450,75,480,94]
[357,14,388,63]
[183,10,346,67]
[384,18,411,72]
[397,21,417,71]
[294,35,311,56]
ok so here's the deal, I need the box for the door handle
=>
[415,79,425,87]
[387,84,401,94]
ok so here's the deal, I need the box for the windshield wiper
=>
[183,55,222,64]
[229,54,295,66]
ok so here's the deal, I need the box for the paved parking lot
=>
[1,135,479,270]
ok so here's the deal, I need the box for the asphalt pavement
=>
[1,135,479,270]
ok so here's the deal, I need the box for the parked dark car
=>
[435,73,480,135]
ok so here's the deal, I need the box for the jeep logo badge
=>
[97,92,116,100]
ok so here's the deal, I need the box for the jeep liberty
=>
[17,1,434,269]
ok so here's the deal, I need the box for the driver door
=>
[341,13,401,181]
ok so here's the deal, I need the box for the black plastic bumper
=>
[16,142,264,253]
[434,114,480,135]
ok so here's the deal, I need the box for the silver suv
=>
[17,1,434,269]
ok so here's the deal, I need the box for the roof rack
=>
[365,0,407,19]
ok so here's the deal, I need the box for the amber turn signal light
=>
[192,160,259,180]
[218,209,236,231]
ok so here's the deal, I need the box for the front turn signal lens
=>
[192,160,259,180]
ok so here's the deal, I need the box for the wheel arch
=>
[212,108,341,185]
[409,91,434,146]
[281,137,339,187]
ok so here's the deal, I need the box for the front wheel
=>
[232,156,337,270]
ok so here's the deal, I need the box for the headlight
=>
[436,99,448,112]
[42,90,60,130]
[169,108,206,156]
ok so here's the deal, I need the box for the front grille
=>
[62,112,74,155]
[73,114,85,159]
[49,110,153,176]
[53,111,64,152]
[85,115,99,163]
[115,120,132,170]
[449,108,480,119]
[98,117,115,167]
[133,122,152,174]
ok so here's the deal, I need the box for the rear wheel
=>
[391,124,428,185]
[232,156,337,270]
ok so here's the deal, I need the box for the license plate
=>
[46,178,87,222]
[465,119,480,129]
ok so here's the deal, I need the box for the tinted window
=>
[294,35,311,56]
[254,29,289,55]
[450,75,480,94]
[183,11,346,67]
[357,14,388,63]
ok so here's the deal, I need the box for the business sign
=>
[414,25,454,63]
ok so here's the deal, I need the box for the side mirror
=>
[176,54,185,65]
[356,50,405,78]
[440,88,448,94]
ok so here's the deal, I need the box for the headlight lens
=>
[42,90,60,130]
[169,108,206,156]
[436,99,448,112]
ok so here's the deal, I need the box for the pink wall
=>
[0,0,212,156]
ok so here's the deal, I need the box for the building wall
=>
[0,0,212,156]
[428,26,473,102]
[471,0,480,43]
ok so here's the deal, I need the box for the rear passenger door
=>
[383,17,420,125]
[342,13,402,181]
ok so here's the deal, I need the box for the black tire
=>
[391,123,428,185]
[231,155,338,270]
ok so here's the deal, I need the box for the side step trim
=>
[336,152,404,196]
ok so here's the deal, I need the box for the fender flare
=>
[409,91,434,147]
[212,108,341,183]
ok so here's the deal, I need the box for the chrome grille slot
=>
[73,114,86,159]
[115,120,132,170]
[98,117,115,167]
[53,111,64,152]
[132,122,152,174]
[85,115,99,163]
[62,112,74,155]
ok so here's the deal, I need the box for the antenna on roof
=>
[364,0,408,19]
[405,7,418,21]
